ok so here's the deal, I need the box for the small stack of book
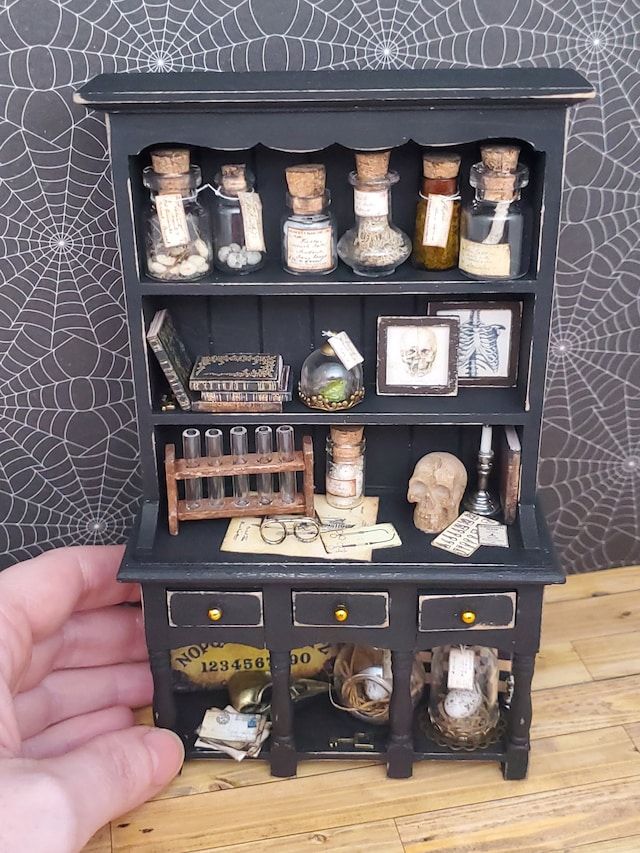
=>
[189,353,292,413]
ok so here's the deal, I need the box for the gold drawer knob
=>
[208,607,223,622]
[334,606,349,623]
[461,610,477,625]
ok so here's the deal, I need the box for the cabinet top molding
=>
[75,68,594,112]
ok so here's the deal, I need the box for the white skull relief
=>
[400,327,437,377]
[407,452,468,534]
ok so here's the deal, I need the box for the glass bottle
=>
[255,425,273,505]
[459,144,531,280]
[230,425,250,506]
[182,428,203,510]
[412,151,461,271]
[428,645,500,749]
[337,150,411,277]
[205,428,225,508]
[281,164,337,275]
[276,425,296,504]
[299,333,364,411]
[143,148,212,281]
[325,425,365,509]
[212,164,265,274]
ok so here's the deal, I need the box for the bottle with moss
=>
[412,151,461,271]
[299,333,364,411]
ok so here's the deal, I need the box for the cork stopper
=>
[221,164,248,195]
[481,144,520,173]
[151,148,190,175]
[330,425,364,444]
[355,150,391,181]
[286,164,325,197]
[483,171,517,202]
[422,151,461,179]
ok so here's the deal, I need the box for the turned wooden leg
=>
[269,650,297,777]
[387,650,414,778]
[149,649,177,731]
[502,652,535,780]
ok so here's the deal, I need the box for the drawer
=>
[418,592,516,632]
[292,591,389,628]
[167,591,263,627]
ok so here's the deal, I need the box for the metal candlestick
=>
[464,449,500,517]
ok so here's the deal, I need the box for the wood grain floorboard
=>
[84,568,640,852]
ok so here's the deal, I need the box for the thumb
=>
[43,725,184,850]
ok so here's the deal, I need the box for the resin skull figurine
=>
[400,328,437,377]
[407,452,468,534]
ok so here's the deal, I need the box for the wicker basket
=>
[332,644,425,725]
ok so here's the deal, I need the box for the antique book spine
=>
[499,426,521,525]
[146,334,192,411]
[191,400,283,413]
[200,368,291,402]
[190,377,282,392]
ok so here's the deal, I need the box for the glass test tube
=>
[276,424,296,504]
[230,425,250,506]
[205,428,225,507]
[182,428,203,510]
[255,425,273,505]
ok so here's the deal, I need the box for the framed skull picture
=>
[376,316,459,396]
[427,301,521,387]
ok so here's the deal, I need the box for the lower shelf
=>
[173,689,507,764]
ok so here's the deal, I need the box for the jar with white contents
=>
[325,425,365,509]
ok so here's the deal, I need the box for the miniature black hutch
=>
[75,68,593,779]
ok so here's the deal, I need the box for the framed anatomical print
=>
[427,301,521,387]
[376,316,459,396]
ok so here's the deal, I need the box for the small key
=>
[328,733,374,751]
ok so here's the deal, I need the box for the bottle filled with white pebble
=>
[213,164,265,275]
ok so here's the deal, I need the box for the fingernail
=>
[143,727,185,785]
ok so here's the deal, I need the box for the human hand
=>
[0,545,184,852]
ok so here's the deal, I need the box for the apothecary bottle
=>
[143,148,212,281]
[213,164,265,274]
[337,150,411,277]
[299,334,364,411]
[459,144,530,280]
[281,164,337,275]
[325,425,365,509]
[412,151,461,271]
[428,645,500,749]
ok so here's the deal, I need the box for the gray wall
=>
[0,1,638,572]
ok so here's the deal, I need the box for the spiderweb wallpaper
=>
[0,0,638,571]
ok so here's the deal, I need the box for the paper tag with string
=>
[155,194,190,247]
[447,647,476,690]
[238,191,266,252]
[423,194,455,248]
[327,331,364,372]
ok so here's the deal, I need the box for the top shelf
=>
[139,261,540,297]
[75,69,595,112]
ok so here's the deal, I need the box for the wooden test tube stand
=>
[165,434,314,535]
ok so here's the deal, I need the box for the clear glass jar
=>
[143,154,212,281]
[213,165,265,274]
[281,190,337,275]
[412,152,461,271]
[299,340,364,411]
[325,426,365,509]
[459,163,530,280]
[428,645,500,749]
[338,167,411,277]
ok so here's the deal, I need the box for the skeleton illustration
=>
[400,327,438,377]
[458,310,505,377]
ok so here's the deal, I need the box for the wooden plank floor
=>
[87,566,640,853]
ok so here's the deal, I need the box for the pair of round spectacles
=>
[259,516,320,545]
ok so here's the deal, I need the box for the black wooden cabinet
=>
[76,68,593,780]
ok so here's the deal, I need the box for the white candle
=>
[480,425,492,454]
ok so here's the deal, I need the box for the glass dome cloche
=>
[299,331,365,411]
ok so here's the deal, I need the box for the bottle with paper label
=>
[459,144,531,280]
[213,164,266,275]
[337,150,411,277]
[143,148,212,281]
[325,425,366,509]
[281,164,337,275]
[298,330,364,411]
[412,150,461,271]
[427,644,501,748]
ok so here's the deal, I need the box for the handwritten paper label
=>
[328,331,364,372]
[155,194,190,248]
[477,524,509,547]
[422,195,454,248]
[447,647,476,691]
[286,225,333,272]
[458,237,510,277]
[431,512,500,557]
[238,191,266,252]
[354,189,388,217]
[326,460,364,498]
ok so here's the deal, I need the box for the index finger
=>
[0,545,137,689]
